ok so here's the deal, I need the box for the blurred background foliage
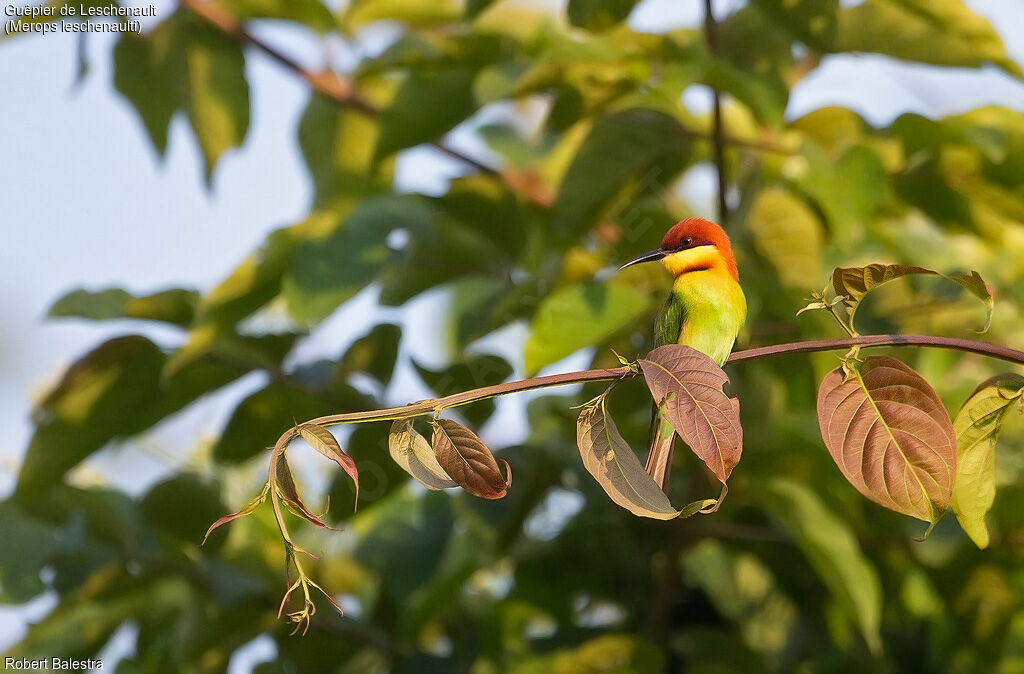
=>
[4,0,1024,671]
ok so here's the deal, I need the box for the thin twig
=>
[703,0,729,224]
[179,0,792,212]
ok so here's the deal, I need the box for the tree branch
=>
[273,333,1024,445]
[179,0,792,213]
[703,0,729,224]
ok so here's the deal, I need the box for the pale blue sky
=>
[0,0,1022,664]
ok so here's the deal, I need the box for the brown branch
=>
[179,0,791,212]
[703,0,729,224]
[271,334,1024,448]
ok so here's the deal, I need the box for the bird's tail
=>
[645,402,676,492]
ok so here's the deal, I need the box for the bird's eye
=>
[681,237,693,248]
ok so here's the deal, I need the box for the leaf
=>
[142,474,227,545]
[576,395,680,519]
[218,0,337,33]
[181,18,250,179]
[113,14,250,179]
[747,188,823,289]
[298,90,390,207]
[566,0,639,31]
[758,478,883,654]
[524,280,650,375]
[16,336,247,496]
[431,418,509,499]
[799,144,888,245]
[373,67,478,162]
[212,381,365,463]
[835,0,1022,79]
[344,0,461,28]
[831,263,994,331]
[337,323,402,386]
[297,423,359,507]
[48,287,199,326]
[816,356,957,524]
[950,374,1024,548]
[389,418,456,490]
[275,451,334,530]
[553,108,692,237]
[112,28,178,156]
[283,195,435,324]
[202,481,270,544]
[638,345,743,484]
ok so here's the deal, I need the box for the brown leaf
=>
[831,264,993,331]
[639,345,743,483]
[431,418,508,499]
[298,423,359,508]
[275,451,336,530]
[388,418,456,490]
[576,395,681,519]
[817,356,957,524]
[203,481,269,544]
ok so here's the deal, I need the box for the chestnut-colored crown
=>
[661,217,738,280]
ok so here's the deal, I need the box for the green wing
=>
[654,292,686,347]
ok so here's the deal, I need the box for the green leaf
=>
[951,374,1024,548]
[414,354,513,426]
[817,356,957,524]
[388,418,456,490]
[182,18,250,179]
[575,394,680,520]
[835,0,1023,79]
[373,67,478,162]
[112,28,179,156]
[344,0,461,28]
[747,188,823,289]
[553,108,692,237]
[284,195,435,324]
[566,0,639,31]
[0,500,59,602]
[219,0,336,32]
[831,263,994,332]
[48,287,199,327]
[337,323,402,386]
[140,473,227,545]
[757,478,883,654]
[113,14,250,178]
[298,91,391,207]
[212,382,365,463]
[16,336,248,495]
[524,280,650,375]
[798,144,888,245]
[353,489,454,601]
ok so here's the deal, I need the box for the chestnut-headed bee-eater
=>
[619,218,746,491]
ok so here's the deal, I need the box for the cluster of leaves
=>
[6,0,1024,670]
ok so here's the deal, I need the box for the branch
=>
[179,0,792,212]
[703,0,729,224]
[272,334,1024,448]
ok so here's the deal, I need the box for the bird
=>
[619,217,746,492]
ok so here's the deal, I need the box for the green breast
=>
[654,270,746,366]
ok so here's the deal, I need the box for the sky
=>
[0,0,1022,666]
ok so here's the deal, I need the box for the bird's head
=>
[619,218,738,281]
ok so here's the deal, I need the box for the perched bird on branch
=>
[619,218,746,491]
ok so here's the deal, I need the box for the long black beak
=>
[619,248,666,270]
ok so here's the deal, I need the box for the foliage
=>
[6,0,1024,670]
